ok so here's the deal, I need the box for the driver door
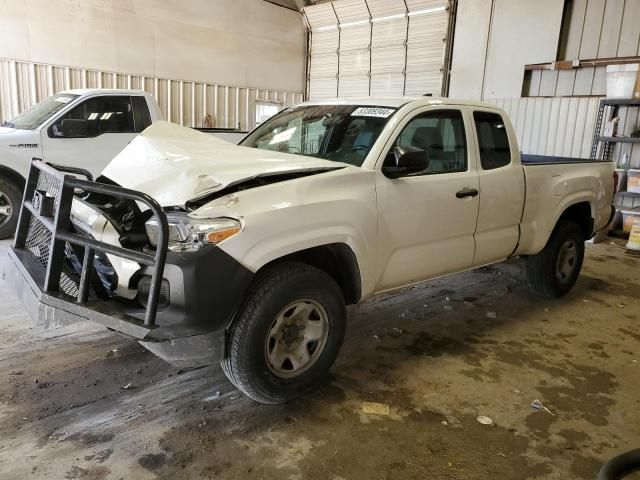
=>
[40,95,141,177]
[374,107,480,291]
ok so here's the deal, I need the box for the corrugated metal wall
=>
[498,0,640,162]
[490,97,640,167]
[0,58,304,131]
[524,0,640,97]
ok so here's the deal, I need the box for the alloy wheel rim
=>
[556,239,577,282]
[265,299,329,379]
[0,192,13,227]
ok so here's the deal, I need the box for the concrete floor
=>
[0,238,638,480]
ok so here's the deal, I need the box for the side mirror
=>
[59,119,89,138]
[382,146,429,179]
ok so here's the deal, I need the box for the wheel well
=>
[559,202,593,239]
[269,243,362,305]
[0,166,26,190]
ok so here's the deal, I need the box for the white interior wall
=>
[449,0,564,100]
[0,0,305,94]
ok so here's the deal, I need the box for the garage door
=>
[303,0,452,100]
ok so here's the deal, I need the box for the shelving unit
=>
[590,98,640,161]
[591,98,640,237]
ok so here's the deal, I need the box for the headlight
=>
[145,213,242,252]
[70,198,107,236]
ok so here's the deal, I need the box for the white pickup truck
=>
[3,97,615,404]
[0,89,162,238]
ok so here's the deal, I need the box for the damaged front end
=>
[2,160,252,367]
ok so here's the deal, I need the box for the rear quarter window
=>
[473,111,511,170]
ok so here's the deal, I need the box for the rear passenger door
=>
[471,109,525,266]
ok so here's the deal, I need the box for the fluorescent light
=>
[371,13,406,23]
[408,5,447,16]
[316,24,338,31]
[339,19,369,28]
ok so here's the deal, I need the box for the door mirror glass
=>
[60,119,89,138]
[382,146,429,178]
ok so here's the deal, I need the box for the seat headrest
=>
[412,127,443,152]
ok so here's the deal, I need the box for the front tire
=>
[0,178,22,240]
[221,262,346,404]
[526,219,585,298]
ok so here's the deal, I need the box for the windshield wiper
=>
[0,121,15,128]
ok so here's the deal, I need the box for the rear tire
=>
[221,262,346,404]
[526,219,585,298]
[0,178,22,240]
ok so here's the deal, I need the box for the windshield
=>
[240,104,397,166]
[1,93,80,130]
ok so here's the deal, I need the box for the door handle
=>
[456,188,479,199]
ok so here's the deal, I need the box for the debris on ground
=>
[362,402,390,416]
[444,305,453,311]
[486,311,497,319]
[616,303,625,308]
[120,383,133,390]
[203,392,221,401]
[530,399,555,416]
[476,416,493,425]
[372,334,381,342]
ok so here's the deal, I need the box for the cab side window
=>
[49,96,135,138]
[473,111,511,170]
[386,109,467,174]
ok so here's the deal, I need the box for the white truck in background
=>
[4,97,615,404]
[0,89,246,238]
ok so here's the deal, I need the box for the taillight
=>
[613,170,619,195]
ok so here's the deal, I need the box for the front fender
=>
[195,168,379,297]
[219,201,376,298]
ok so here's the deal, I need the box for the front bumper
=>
[2,247,247,367]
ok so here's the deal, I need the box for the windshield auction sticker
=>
[351,107,395,118]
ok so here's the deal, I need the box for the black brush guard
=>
[9,159,168,337]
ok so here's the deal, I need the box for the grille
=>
[25,216,52,270]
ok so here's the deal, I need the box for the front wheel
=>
[221,262,346,404]
[526,219,585,298]
[0,178,22,240]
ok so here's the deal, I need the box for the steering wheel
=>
[598,449,640,480]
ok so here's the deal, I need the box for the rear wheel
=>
[526,219,585,298]
[221,262,346,404]
[0,178,22,240]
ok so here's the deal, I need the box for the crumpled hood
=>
[101,121,343,207]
